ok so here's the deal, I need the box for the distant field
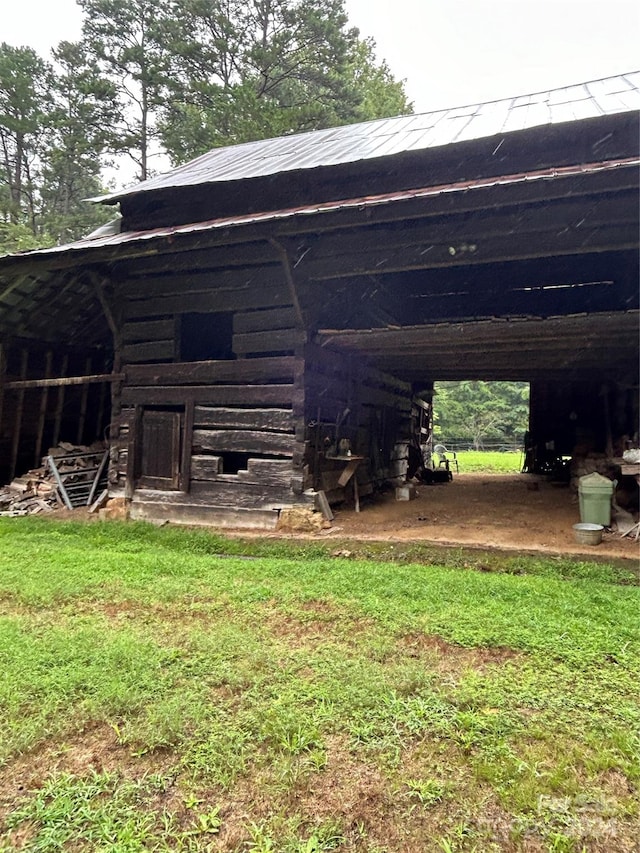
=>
[0,518,638,852]
[455,450,524,474]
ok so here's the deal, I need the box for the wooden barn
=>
[0,72,638,528]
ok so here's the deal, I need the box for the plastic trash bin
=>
[578,472,614,527]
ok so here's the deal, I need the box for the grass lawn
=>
[454,451,525,474]
[0,519,638,852]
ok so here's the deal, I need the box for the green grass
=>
[0,518,638,852]
[455,450,524,474]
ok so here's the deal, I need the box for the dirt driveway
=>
[323,473,639,563]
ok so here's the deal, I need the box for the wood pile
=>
[0,441,107,517]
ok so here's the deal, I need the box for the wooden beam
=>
[304,191,639,263]
[122,318,176,343]
[33,349,53,467]
[4,372,125,390]
[123,281,292,320]
[76,356,93,444]
[52,354,69,448]
[0,273,30,305]
[122,383,302,408]
[93,171,617,287]
[126,357,298,387]
[194,406,294,431]
[192,428,295,456]
[120,264,282,299]
[304,223,639,281]
[1,160,636,282]
[0,344,6,455]
[270,238,306,330]
[9,349,29,482]
[95,357,109,441]
[91,274,121,359]
[179,401,194,493]
[125,405,142,500]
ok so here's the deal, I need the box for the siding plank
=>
[193,429,294,456]
[127,357,298,386]
[233,328,306,355]
[194,407,294,431]
[122,384,301,407]
[233,307,298,334]
[123,340,175,363]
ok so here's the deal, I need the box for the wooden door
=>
[138,409,182,490]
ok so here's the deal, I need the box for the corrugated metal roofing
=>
[100,71,640,203]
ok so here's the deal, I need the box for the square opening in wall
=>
[181,312,235,361]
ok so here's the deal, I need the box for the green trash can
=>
[578,472,614,527]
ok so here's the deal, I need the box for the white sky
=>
[2,0,639,112]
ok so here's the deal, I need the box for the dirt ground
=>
[37,472,639,564]
[321,473,640,563]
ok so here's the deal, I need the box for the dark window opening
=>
[180,312,235,361]
[222,451,252,475]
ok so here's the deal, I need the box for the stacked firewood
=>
[0,442,106,517]
[0,470,58,516]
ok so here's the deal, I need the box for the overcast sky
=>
[3,0,639,112]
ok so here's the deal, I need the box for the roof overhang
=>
[316,311,640,383]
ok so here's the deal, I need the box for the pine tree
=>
[77,0,173,180]
[0,43,53,238]
[159,0,413,163]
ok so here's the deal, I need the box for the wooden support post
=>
[92,274,123,473]
[602,383,614,459]
[269,238,306,331]
[76,356,92,444]
[179,400,194,493]
[125,406,142,500]
[52,354,69,448]
[95,369,108,441]
[9,349,29,482]
[34,349,53,467]
[0,344,6,456]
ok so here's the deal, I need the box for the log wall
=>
[302,342,413,505]
[111,263,308,528]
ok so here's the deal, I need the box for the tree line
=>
[433,381,530,449]
[0,0,412,253]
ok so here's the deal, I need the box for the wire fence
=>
[435,441,524,453]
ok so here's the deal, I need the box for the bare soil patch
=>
[398,632,521,670]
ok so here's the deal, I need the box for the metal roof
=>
[99,71,640,203]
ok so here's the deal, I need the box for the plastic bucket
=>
[573,522,604,546]
[578,472,614,527]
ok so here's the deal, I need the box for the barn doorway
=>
[432,380,530,460]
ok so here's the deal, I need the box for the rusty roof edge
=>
[3,156,637,270]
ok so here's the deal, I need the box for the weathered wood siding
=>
[0,341,111,485]
[302,342,413,504]
[110,263,308,527]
